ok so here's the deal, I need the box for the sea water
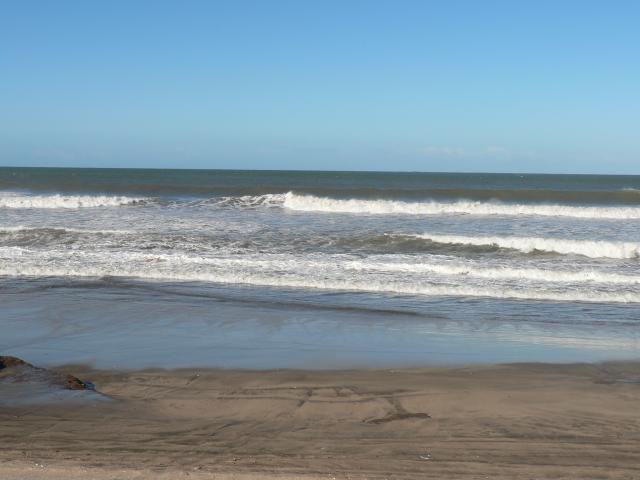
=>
[1,167,639,368]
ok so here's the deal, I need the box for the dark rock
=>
[0,356,32,370]
[63,374,95,391]
[0,355,95,391]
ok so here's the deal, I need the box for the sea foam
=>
[410,234,640,259]
[3,261,638,304]
[281,192,640,219]
[342,258,640,284]
[2,248,639,304]
[0,193,146,209]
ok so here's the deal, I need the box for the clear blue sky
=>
[1,1,639,173]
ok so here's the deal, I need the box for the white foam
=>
[0,225,27,232]
[342,258,640,284]
[0,225,133,235]
[2,248,639,304]
[281,192,640,219]
[4,262,637,303]
[202,193,286,208]
[135,253,640,285]
[410,233,640,259]
[0,246,26,257]
[0,193,146,209]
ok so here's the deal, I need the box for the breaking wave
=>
[190,193,285,209]
[6,190,640,219]
[281,192,640,219]
[2,248,639,303]
[0,193,147,209]
[342,258,640,284]
[408,234,640,259]
[3,263,637,304]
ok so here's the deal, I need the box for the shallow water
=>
[1,278,638,369]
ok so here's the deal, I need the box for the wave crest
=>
[409,234,640,259]
[193,193,285,209]
[281,192,640,219]
[0,193,147,209]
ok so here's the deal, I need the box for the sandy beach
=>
[2,361,639,479]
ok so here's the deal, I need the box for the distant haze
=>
[1,1,639,174]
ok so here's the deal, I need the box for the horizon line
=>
[1,165,639,177]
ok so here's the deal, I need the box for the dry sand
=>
[1,362,639,479]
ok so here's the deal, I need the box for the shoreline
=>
[2,361,639,479]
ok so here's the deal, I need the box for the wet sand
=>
[1,362,640,479]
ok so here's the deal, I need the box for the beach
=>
[2,168,640,478]
[2,362,640,479]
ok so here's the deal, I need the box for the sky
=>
[1,1,639,173]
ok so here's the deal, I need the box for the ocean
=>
[1,167,639,368]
